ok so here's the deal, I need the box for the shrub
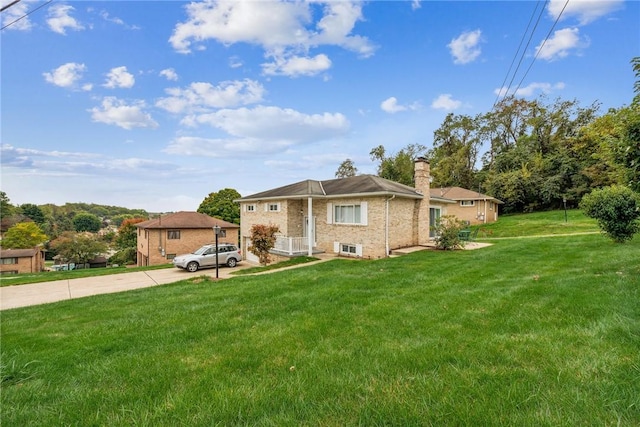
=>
[433,215,466,250]
[248,224,280,265]
[580,185,640,243]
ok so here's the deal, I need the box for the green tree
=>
[580,185,640,243]
[335,159,358,178]
[1,222,48,249]
[73,212,102,233]
[248,224,280,266]
[50,232,108,265]
[0,191,16,220]
[370,143,427,186]
[19,203,46,225]
[116,218,146,250]
[430,113,482,189]
[197,189,241,224]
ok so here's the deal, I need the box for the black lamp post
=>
[563,197,567,223]
[213,225,221,279]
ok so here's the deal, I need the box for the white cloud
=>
[380,97,420,114]
[160,68,179,81]
[89,97,158,130]
[547,0,624,25]
[262,54,332,77]
[169,0,375,77]
[104,66,135,88]
[47,3,84,35]
[494,82,565,98]
[431,94,462,111]
[185,105,349,142]
[411,0,422,11]
[156,79,265,114]
[448,29,483,65]
[43,62,89,90]
[1,1,33,31]
[167,105,349,157]
[536,27,589,61]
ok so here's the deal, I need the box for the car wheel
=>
[226,258,237,268]
[186,261,199,272]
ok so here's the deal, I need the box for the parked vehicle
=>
[173,243,242,272]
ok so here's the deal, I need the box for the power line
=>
[1,0,53,31]
[511,0,571,97]
[492,1,548,108]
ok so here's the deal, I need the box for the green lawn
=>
[2,231,638,425]
[475,208,599,238]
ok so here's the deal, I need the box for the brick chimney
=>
[414,157,431,245]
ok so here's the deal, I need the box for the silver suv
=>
[173,243,242,272]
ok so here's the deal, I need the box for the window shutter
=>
[360,202,368,225]
[355,244,363,257]
[327,203,333,224]
[333,241,340,253]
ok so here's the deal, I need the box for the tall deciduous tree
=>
[335,159,358,178]
[370,143,427,186]
[73,212,102,233]
[1,222,48,249]
[50,232,108,265]
[430,113,483,189]
[115,218,146,250]
[197,189,241,224]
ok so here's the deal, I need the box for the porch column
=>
[307,197,313,257]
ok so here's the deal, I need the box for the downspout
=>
[385,195,395,257]
[484,198,488,224]
[307,197,313,257]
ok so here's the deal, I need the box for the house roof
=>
[237,174,424,201]
[0,248,39,258]
[430,187,504,204]
[135,211,239,230]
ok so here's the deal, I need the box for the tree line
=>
[338,58,640,215]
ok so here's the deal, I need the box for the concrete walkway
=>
[0,264,251,311]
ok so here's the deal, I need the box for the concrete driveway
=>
[0,264,253,311]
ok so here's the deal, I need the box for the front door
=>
[429,207,441,238]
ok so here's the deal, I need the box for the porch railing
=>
[273,236,312,255]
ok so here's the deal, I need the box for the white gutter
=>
[385,195,395,257]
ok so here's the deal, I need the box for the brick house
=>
[430,187,503,225]
[236,159,435,260]
[0,248,45,275]
[136,211,239,267]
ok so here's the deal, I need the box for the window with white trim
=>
[327,202,368,225]
[246,204,256,212]
[334,241,363,256]
[460,200,475,207]
[266,203,281,212]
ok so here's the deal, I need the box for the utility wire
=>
[1,0,52,31]
[492,0,548,108]
[511,0,570,97]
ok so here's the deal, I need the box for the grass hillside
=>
[2,228,638,425]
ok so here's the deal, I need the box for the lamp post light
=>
[213,225,221,279]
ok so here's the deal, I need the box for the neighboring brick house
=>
[136,211,239,267]
[236,159,434,260]
[430,187,503,225]
[0,248,45,275]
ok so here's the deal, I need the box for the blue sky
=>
[1,0,638,213]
